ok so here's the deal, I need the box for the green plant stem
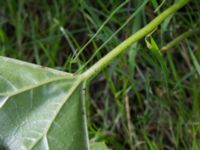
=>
[81,0,189,80]
[161,29,200,51]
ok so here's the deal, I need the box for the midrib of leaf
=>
[28,78,85,149]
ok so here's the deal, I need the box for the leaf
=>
[0,56,89,150]
[90,142,109,150]
[145,36,161,55]
[189,48,200,75]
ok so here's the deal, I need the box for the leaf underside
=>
[0,56,89,150]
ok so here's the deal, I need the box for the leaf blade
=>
[0,56,89,150]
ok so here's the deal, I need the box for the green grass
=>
[0,0,200,149]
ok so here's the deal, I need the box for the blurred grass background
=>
[0,0,200,149]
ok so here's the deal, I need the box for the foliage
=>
[0,0,200,149]
[0,56,90,149]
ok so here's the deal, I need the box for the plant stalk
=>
[81,0,190,80]
[161,29,200,51]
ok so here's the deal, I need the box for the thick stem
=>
[81,0,189,80]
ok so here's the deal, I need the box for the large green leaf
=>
[0,56,90,150]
